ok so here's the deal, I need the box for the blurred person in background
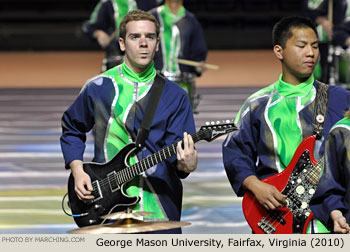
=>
[82,0,163,71]
[149,0,208,112]
[303,0,347,83]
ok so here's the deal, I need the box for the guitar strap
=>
[313,81,329,140]
[135,73,165,150]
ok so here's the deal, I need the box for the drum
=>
[335,47,350,83]
[162,71,200,113]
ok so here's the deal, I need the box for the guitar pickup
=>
[268,210,286,225]
[258,217,277,234]
[91,180,103,202]
[107,171,120,192]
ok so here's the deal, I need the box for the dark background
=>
[0,0,302,51]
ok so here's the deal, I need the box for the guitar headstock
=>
[199,120,238,142]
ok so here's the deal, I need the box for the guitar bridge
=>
[91,180,103,202]
[258,217,276,234]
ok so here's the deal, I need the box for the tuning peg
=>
[226,120,231,123]
[205,121,210,126]
[211,121,215,125]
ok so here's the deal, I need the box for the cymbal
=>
[68,218,190,234]
[101,211,155,220]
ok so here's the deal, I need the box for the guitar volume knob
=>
[94,204,102,210]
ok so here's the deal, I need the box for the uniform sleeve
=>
[302,0,327,23]
[189,16,207,76]
[222,102,259,196]
[60,84,95,169]
[165,87,195,179]
[310,127,349,229]
[82,1,113,41]
[333,21,350,47]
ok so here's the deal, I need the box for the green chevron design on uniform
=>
[113,0,137,38]
[269,75,315,170]
[159,5,185,73]
[103,62,165,219]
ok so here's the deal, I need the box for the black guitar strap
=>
[313,81,329,140]
[135,73,165,149]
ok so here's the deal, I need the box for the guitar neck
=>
[119,130,207,184]
[306,157,323,186]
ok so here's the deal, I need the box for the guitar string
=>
[100,125,237,189]
[72,124,235,220]
[263,159,323,233]
[262,83,327,233]
[92,142,178,191]
[88,129,214,192]
[261,157,323,233]
[256,154,323,232]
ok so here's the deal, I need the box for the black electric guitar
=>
[67,122,238,227]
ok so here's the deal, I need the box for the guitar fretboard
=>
[90,122,237,196]
[306,157,323,185]
[112,129,207,185]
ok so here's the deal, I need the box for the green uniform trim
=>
[112,0,137,38]
[333,116,350,128]
[307,0,325,10]
[234,85,275,124]
[102,62,165,219]
[89,1,103,23]
[270,74,329,233]
[346,0,350,18]
[159,5,185,73]
[270,74,315,170]
[331,116,350,171]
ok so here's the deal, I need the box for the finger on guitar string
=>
[176,140,183,161]
[76,184,94,201]
[74,174,94,201]
[183,132,189,151]
[176,132,198,173]
[187,132,195,150]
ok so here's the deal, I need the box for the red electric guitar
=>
[242,135,323,234]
